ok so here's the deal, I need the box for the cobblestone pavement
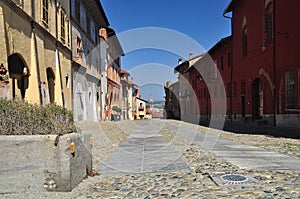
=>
[1,119,300,199]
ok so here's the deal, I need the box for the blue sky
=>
[101,0,232,101]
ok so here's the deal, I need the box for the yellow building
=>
[135,97,147,120]
[0,0,72,110]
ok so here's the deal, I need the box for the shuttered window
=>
[60,10,65,44]
[75,0,80,23]
[286,70,295,109]
[265,2,274,44]
[242,27,248,57]
[42,0,49,26]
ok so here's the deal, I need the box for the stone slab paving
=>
[164,121,300,171]
[97,120,190,176]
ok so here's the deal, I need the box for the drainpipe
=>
[273,0,277,126]
[223,12,233,122]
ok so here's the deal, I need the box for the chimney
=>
[178,58,182,65]
[99,28,107,40]
[189,52,193,59]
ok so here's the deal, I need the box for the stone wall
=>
[0,132,92,193]
[276,114,300,128]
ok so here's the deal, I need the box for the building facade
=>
[106,28,124,121]
[174,54,208,123]
[193,37,232,123]
[71,0,109,121]
[168,0,300,128]
[135,97,147,120]
[164,81,180,120]
[127,80,135,120]
[224,0,300,127]
[120,69,130,120]
[0,0,72,109]
[98,28,109,121]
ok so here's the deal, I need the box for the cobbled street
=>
[2,119,300,199]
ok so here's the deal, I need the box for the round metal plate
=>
[221,174,248,183]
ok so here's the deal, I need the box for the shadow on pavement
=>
[198,119,300,139]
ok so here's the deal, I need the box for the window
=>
[241,80,246,95]
[221,57,224,70]
[42,0,49,26]
[95,28,99,44]
[228,52,231,67]
[46,68,55,104]
[60,10,65,44]
[242,27,248,57]
[76,36,82,59]
[265,2,274,44]
[88,90,92,103]
[66,19,70,46]
[75,0,80,23]
[233,82,237,98]
[226,83,231,98]
[285,70,295,109]
[86,14,91,37]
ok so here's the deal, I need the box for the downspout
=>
[273,0,277,126]
[223,12,233,122]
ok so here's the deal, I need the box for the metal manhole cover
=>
[210,173,260,189]
[221,174,248,184]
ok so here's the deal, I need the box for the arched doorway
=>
[8,53,29,99]
[46,68,55,104]
[252,78,264,120]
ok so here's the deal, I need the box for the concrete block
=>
[0,132,92,193]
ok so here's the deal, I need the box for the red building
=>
[225,0,300,127]
[170,0,300,128]
[193,37,232,123]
